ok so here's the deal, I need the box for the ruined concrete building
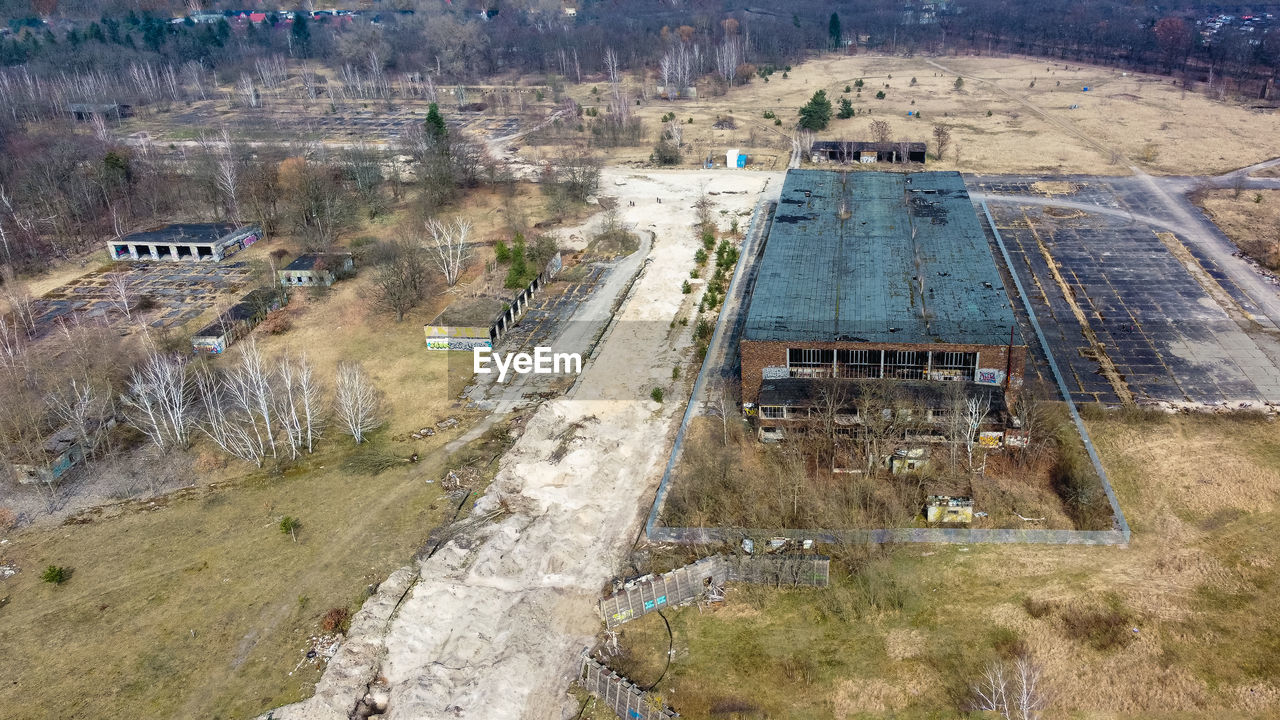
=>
[107,223,261,262]
[740,170,1027,445]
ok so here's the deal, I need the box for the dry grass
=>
[554,53,1280,176]
[0,183,558,718]
[0,453,459,720]
[662,411,1091,531]
[1195,189,1280,271]
[618,413,1280,717]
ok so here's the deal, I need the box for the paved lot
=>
[35,261,254,334]
[978,193,1280,406]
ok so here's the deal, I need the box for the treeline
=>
[4,2,1278,98]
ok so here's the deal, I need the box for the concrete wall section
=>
[579,657,678,720]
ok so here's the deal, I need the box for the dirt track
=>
[263,168,777,720]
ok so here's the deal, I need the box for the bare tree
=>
[0,265,37,335]
[46,378,113,460]
[296,353,325,453]
[869,119,892,144]
[119,353,194,451]
[932,124,952,160]
[972,655,1047,720]
[196,366,266,466]
[213,129,240,224]
[335,362,381,444]
[422,218,472,286]
[107,272,134,322]
[964,393,991,472]
[236,74,259,108]
[367,239,431,321]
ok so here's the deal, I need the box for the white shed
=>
[726,148,741,168]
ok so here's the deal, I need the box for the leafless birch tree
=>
[422,218,472,286]
[972,655,1047,720]
[120,353,194,451]
[107,272,134,321]
[965,393,991,472]
[46,378,113,460]
[335,361,381,444]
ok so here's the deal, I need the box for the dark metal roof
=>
[192,287,284,338]
[811,140,927,153]
[119,223,237,246]
[283,252,350,271]
[743,170,1022,346]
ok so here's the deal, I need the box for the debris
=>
[420,427,435,436]
[436,417,458,431]
[0,564,18,579]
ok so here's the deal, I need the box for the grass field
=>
[1195,188,1280,271]
[611,413,1280,717]
[0,185,558,718]
[561,52,1280,177]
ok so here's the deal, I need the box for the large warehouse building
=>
[740,170,1027,442]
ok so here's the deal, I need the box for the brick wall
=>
[741,339,1028,406]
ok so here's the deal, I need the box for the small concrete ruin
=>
[277,253,354,288]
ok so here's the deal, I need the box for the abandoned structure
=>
[425,252,562,350]
[740,170,1027,445]
[108,224,261,262]
[278,253,354,287]
[11,425,86,486]
[191,287,288,354]
[67,102,132,121]
[810,140,927,164]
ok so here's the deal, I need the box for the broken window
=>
[836,349,883,378]
[930,351,977,381]
[884,350,928,380]
[787,348,834,378]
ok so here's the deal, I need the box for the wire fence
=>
[600,555,830,629]
[579,655,679,720]
[638,197,1133,550]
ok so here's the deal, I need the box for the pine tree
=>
[828,12,842,49]
[425,103,448,143]
[798,90,833,130]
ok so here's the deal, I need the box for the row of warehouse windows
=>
[786,349,978,381]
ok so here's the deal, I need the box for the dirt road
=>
[263,169,777,720]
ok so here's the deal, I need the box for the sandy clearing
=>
[263,168,778,720]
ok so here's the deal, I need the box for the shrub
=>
[954,76,964,90]
[844,84,852,93]
[494,239,511,263]
[694,318,713,341]
[681,280,691,294]
[41,565,69,585]
[280,516,300,541]
[0,506,16,532]
[257,310,292,335]
[1022,595,1056,619]
[875,90,886,100]
[774,118,782,125]
[854,78,864,88]
[694,249,708,265]
[702,231,716,251]
[672,366,681,380]
[1060,598,1135,651]
[650,387,664,403]
[321,607,351,633]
